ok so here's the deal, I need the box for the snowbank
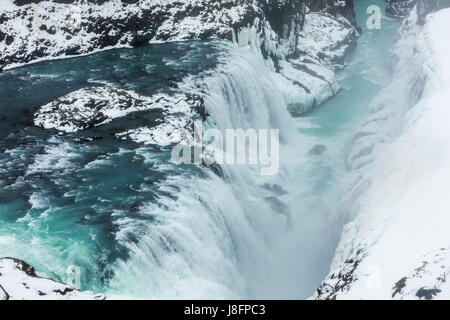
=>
[34,86,205,147]
[315,8,450,300]
[0,0,262,70]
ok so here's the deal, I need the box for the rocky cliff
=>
[0,0,358,70]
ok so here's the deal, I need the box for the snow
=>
[298,12,358,69]
[33,86,204,147]
[1,0,358,119]
[116,116,189,147]
[0,0,259,70]
[315,8,450,300]
[0,258,104,300]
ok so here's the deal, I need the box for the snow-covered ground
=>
[0,0,358,118]
[0,0,262,70]
[274,11,356,115]
[0,258,104,300]
[34,86,204,147]
[315,8,450,300]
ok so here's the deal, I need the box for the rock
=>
[314,248,366,300]
[307,0,358,28]
[0,0,263,70]
[0,257,105,300]
[386,0,418,19]
[416,287,441,300]
[308,144,326,156]
[262,183,288,196]
[34,86,205,147]
[273,8,357,116]
[1,0,360,116]
[0,1,358,70]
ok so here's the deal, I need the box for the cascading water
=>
[0,40,310,299]
[106,44,309,299]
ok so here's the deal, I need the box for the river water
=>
[0,1,399,299]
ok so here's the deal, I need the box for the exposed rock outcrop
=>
[386,0,418,18]
[386,0,450,23]
[307,0,357,27]
[34,86,205,147]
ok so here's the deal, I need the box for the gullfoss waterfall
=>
[0,0,399,299]
[0,40,308,299]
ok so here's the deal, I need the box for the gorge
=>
[1,0,449,300]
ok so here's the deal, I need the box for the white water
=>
[105,43,311,299]
[0,1,399,299]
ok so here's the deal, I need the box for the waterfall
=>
[106,43,311,299]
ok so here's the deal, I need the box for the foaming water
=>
[106,45,307,299]
[0,41,305,298]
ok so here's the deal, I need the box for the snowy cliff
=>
[315,8,450,300]
[0,0,357,71]
[0,258,105,299]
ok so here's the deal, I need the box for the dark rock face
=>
[386,0,450,23]
[2,257,38,277]
[33,86,206,147]
[315,248,367,300]
[262,0,306,40]
[416,287,441,300]
[307,0,357,25]
[386,0,418,18]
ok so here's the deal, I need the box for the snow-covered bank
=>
[0,258,105,299]
[0,0,358,116]
[0,0,302,71]
[33,86,204,147]
[315,8,450,300]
